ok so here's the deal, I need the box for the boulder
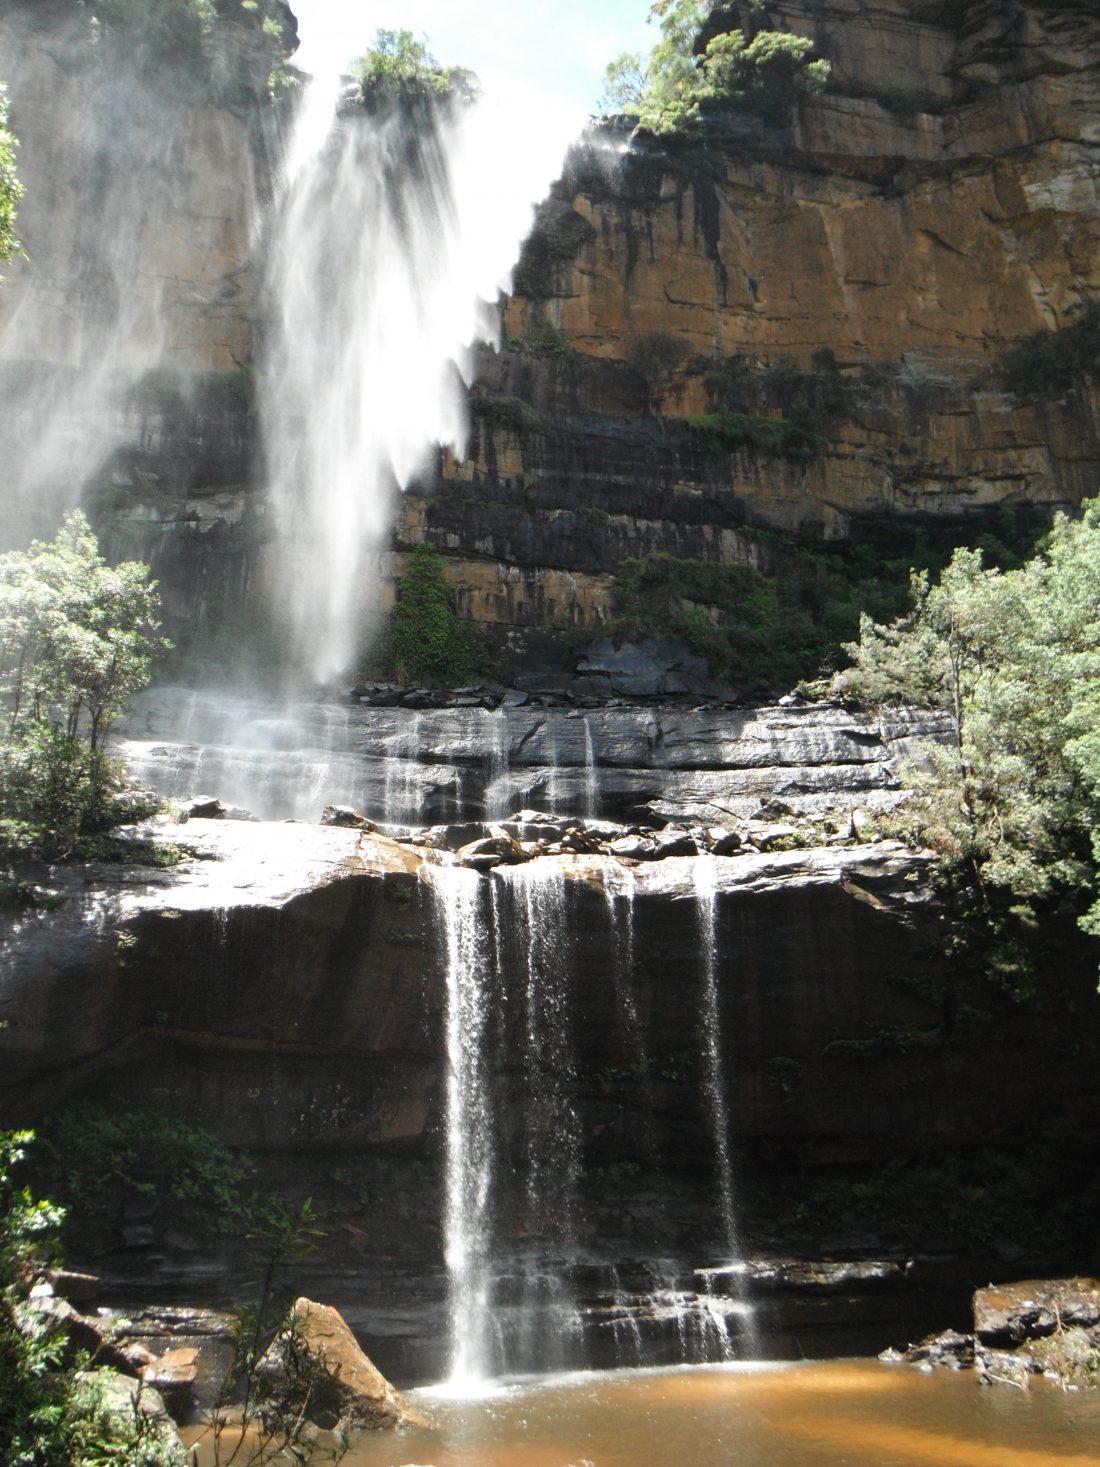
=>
[259,1298,427,1433]
[707,827,742,855]
[320,805,376,830]
[608,835,657,860]
[654,829,698,858]
[141,1347,199,1416]
[186,796,227,820]
[456,832,527,870]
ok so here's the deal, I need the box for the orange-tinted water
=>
[186,1360,1100,1467]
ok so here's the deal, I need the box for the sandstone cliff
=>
[2,1,1099,687]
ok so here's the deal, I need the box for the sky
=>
[288,0,655,113]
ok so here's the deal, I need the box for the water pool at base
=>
[190,1359,1100,1467]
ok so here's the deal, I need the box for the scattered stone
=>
[583,819,629,843]
[456,833,526,870]
[558,828,597,853]
[654,829,698,857]
[608,835,657,860]
[430,822,489,851]
[743,822,800,850]
[321,805,377,830]
[501,688,529,707]
[707,827,742,855]
[500,815,570,844]
[48,1269,99,1306]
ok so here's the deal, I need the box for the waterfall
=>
[693,855,738,1255]
[260,74,579,683]
[583,716,600,819]
[430,862,499,1387]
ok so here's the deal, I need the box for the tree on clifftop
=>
[601,0,829,132]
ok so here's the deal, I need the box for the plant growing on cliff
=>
[839,498,1100,992]
[0,85,22,270]
[0,510,169,855]
[389,543,486,687]
[601,0,829,132]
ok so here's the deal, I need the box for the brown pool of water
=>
[185,1359,1100,1467]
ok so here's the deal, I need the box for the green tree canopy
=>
[838,498,1100,990]
[352,29,478,105]
[0,512,168,852]
[601,0,828,132]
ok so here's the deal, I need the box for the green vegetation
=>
[683,406,822,461]
[39,1106,254,1242]
[1001,302,1100,400]
[2,1126,340,1465]
[0,511,169,859]
[606,505,1046,698]
[0,85,22,270]
[1,1129,186,1466]
[601,0,829,133]
[507,320,581,364]
[470,389,545,436]
[389,542,486,686]
[781,1146,1100,1255]
[838,498,1100,993]
[352,29,477,106]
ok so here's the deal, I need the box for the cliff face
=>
[3,1,1099,680]
[416,0,1100,654]
[4,818,1097,1374]
[0,0,288,543]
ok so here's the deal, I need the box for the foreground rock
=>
[259,1298,428,1433]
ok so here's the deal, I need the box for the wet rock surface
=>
[114,686,950,826]
[889,1278,1100,1389]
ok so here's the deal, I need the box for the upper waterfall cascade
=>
[262,73,579,681]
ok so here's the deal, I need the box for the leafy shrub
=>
[390,543,486,686]
[1001,302,1100,400]
[352,29,477,106]
[0,512,169,856]
[601,0,829,134]
[682,407,822,461]
[39,1106,255,1241]
[470,390,544,436]
[838,499,1100,991]
[628,330,693,387]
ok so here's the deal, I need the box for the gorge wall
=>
[4,0,1098,687]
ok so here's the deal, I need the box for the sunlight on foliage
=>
[838,497,1100,991]
[601,0,828,132]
